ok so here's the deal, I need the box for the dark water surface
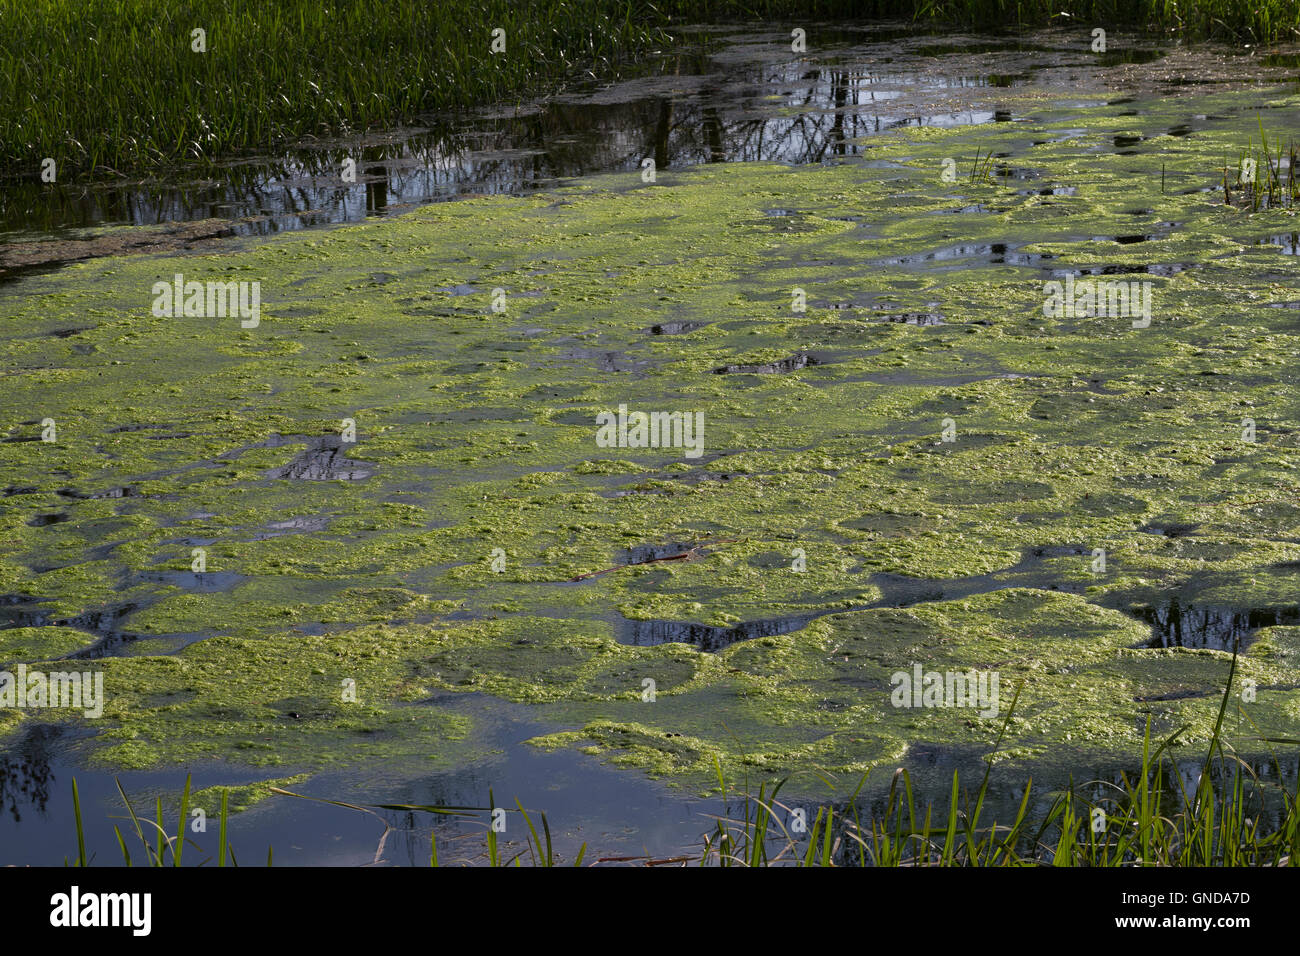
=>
[0,703,724,866]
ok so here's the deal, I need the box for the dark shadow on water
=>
[645,320,709,335]
[865,544,1088,608]
[265,434,374,481]
[616,614,810,651]
[713,351,825,374]
[0,591,216,660]
[26,512,70,527]
[613,605,862,652]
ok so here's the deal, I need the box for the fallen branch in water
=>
[570,538,740,582]
[1234,488,1300,508]
[595,854,692,866]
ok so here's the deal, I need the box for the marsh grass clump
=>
[69,773,246,867]
[1224,121,1300,211]
[968,149,995,185]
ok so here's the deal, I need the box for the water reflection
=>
[0,29,1180,242]
[0,724,59,823]
[1137,598,1300,650]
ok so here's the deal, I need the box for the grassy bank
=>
[0,0,673,176]
[1,1,1296,179]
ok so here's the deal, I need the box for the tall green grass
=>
[699,654,1300,866]
[2,1,1296,178]
[0,0,677,176]
[1225,120,1300,211]
[68,773,242,867]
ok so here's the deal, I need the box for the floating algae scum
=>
[3,29,1300,864]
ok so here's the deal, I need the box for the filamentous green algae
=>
[2,85,1299,799]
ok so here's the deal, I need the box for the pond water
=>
[0,701,727,866]
[3,23,1300,864]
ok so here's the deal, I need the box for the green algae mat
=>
[3,85,1300,797]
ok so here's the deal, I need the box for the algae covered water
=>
[2,25,1300,865]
